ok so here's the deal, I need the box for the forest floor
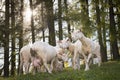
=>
[0,60,120,80]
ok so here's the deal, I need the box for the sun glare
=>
[23,7,37,22]
[24,8,32,22]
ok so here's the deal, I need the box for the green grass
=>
[1,61,120,80]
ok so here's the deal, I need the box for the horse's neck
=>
[80,36,88,47]
[55,45,60,48]
[68,43,74,52]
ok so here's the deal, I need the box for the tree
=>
[58,0,63,40]
[41,2,46,42]
[18,0,24,74]
[45,0,56,46]
[95,0,107,62]
[29,0,35,43]
[101,0,108,62]
[109,0,119,59]
[64,0,71,39]
[79,0,92,36]
[114,0,120,46]
[11,0,16,75]
[4,0,10,77]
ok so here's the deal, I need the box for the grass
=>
[1,61,120,80]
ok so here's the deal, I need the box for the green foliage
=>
[1,61,120,80]
[62,0,95,37]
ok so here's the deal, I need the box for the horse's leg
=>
[96,53,101,67]
[43,60,52,73]
[24,62,30,74]
[87,53,93,64]
[73,50,78,70]
[76,56,80,70]
[50,57,56,72]
[82,53,89,71]
[19,61,23,74]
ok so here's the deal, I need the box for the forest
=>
[0,0,120,77]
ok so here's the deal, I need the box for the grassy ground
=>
[1,61,120,80]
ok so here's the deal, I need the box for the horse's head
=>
[71,29,84,41]
[56,38,71,49]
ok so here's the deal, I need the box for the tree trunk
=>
[42,30,45,42]
[79,0,91,36]
[116,9,120,45]
[58,0,63,40]
[41,2,45,42]
[45,0,56,46]
[114,0,120,45]
[95,0,107,62]
[11,0,16,76]
[102,23,107,61]
[18,0,24,74]
[64,0,71,39]
[101,0,107,61]
[109,0,119,60]
[4,0,10,77]
[29,0,35,43]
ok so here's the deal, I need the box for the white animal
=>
[57,38,89,70]
[30,41,67,73]
[54,45,68,62]
[19,44,32,74]
[19,44,46,74]
[31,56,42,73]
[71,30,102,69]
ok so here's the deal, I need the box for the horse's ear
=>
[70,31,72,34]
[66,38,70,41]
[70,29,74,34]
[57,40,62,43]
[79,29,82,32]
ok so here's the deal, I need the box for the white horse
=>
[71,30,101,68]
[57,38,90,71]
[30,41,68,73]
[19,44,32,74]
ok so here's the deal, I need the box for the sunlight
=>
[24,7,32,22]
[23,7,36,24]
[23,7,37,29]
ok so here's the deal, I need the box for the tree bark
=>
[116,8,120,45]
[58,0,63,40]
[101,0,107,61]
[41,2,45,42]
[64,0,71,39]
[4,0,10,77]
[11,0,16,76]
[45,0,56,46]
[18,0,24,74]
[109,0,119,60]
[95,0,107,62]
[29,0,35,43]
